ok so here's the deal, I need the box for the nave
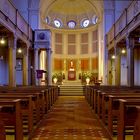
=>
[31,96,110,140]
[1,85,140,140]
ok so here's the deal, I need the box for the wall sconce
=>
[0,37,5,44]
[121,49,126,54]
[17,48,22,53]
[111,55,116,59]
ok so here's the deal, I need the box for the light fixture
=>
[121,49,126,54]
[111,55,116,59]
[17,48,22,53]
[0,37,5,44]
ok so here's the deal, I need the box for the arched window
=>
[81,19,90,28]
[67,20,76,29]
[54,19,62,28]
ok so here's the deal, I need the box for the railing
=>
[106,0,140,46]
[0,0,32,41]
[106,25,115,44]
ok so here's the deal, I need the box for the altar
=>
[68,60,76,80]
[68,70,76,80]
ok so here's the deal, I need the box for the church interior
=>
[0,0,140,139]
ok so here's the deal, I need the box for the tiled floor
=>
[31,96,110,140]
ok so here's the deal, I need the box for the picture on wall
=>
[16,58,22,71]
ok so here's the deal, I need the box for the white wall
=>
[0,59,8,85]
[11,0,29,22]
[104,0,131,33]
[115,1,131,21]
[16,71,23,85]
[121,55,127,85]
[0,48,8,85]
[11,0,40,29]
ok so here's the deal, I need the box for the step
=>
[59,85,84,96]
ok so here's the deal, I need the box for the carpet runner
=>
[31,96,110,140]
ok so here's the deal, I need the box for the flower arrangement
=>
[52,72,63,84]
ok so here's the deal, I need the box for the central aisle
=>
[31,96,110,140]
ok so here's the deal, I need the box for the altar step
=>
[62,80,82,86]
[59,85,84,96]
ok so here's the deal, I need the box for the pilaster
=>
[34,48,39,85]
[47,48,52,85]
[126,35,134,87]
[23,46,29,85]
[115,46,121,85]
[8,35,17,87]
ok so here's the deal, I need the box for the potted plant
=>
[52,73,58,84]
[81,72,91,85]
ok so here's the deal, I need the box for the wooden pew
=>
[96,89,140,117]
[0,86,59,119]
[107,95,140,135]
[0,85,59,114]
[0,99,23,140]
[0,94,33,136]
[117,99,140,140]
[1,92,44,122]
[84,86,137,113]
[101,92,140,124]
[133,106,140,140]
[0,106,6,140]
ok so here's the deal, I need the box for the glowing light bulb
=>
[17,48,22,53]
[111,55,116,59]
[121,49,126,54]
[0,38,5,44]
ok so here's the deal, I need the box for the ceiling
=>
[46,0,97,15]
[40,0,103,30]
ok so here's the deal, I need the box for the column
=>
[34,48,39,85]
[47,48,52,85]
[88,32,92,73]
[126,36,134,87]
[77,33,81,80]
[8,35,17,87]
[115,47,121,85]
[23,46,29,85]
[107,53,112,85]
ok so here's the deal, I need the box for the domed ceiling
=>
[40,0,103,30]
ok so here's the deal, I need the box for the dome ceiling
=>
[48,0,96,15]
[40,0,103,30]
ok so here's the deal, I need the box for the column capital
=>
[34,48,39,51]
[8,34,18,49]
[126,34,135,49]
